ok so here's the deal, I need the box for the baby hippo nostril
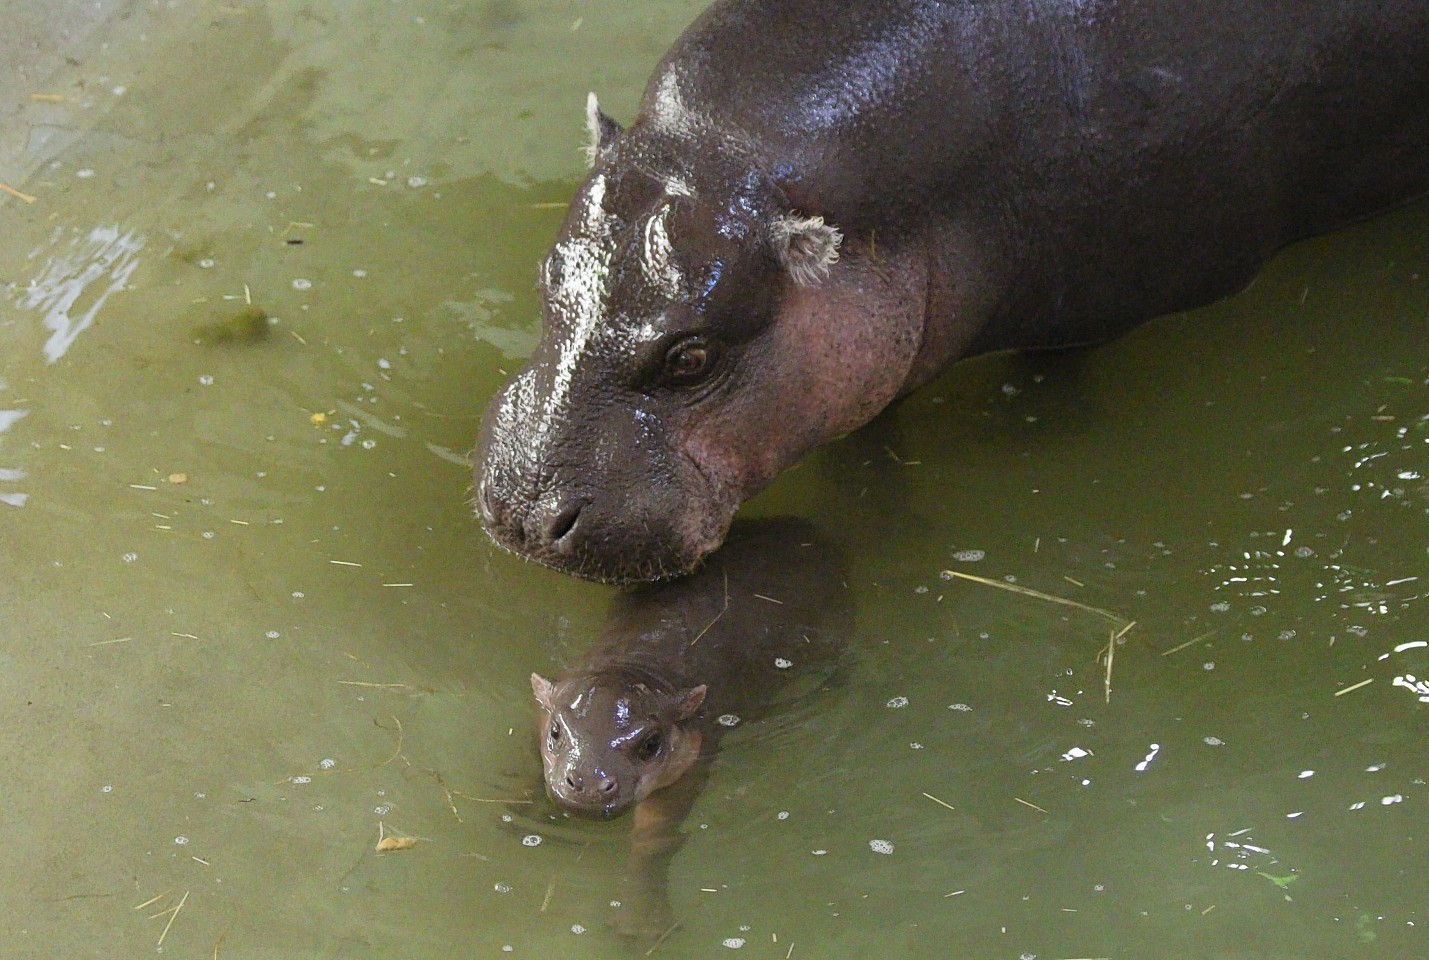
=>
[545,498,586,547]
[564,772,582,790]
[597,776,617,795]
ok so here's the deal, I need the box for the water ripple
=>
[16,224,144,363]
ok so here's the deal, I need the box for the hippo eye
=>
[636,731,664,761]
[548,721,562,744]
[663,338,714,385]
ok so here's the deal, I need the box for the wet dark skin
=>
[530,518,852,940]
[476,0,1429,584]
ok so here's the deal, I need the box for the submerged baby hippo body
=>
[530,518,851,936]
[532,517,850,818]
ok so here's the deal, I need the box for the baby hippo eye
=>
[663,338,713,385]
[549,721,562,744]
[636,731,664,761]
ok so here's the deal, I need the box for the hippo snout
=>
[476,479,585,553]
[474,396,734,583]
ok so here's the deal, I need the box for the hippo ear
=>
[769,214,843,285]
[530,673,557,711]
[674,684,707,721]
[584,91,623,166]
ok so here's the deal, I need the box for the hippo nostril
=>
[564,772,582,790]
[476,483,499,525]
[545,498,586,546]
[597,776,617,795]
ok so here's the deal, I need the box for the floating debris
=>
[192,305,272,345]
[376,836,419,852]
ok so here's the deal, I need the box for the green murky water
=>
[1,2,1424,957]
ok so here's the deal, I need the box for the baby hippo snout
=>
[563,768,617,797]
[550,761,627,819]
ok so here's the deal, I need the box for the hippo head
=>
[531,670,706,819]
[475,94,853,583]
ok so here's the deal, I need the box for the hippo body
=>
[530,519,851,936]
[478,0,1429,583]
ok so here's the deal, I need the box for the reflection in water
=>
[529,518,852,942]
[0,407,28,507]
[16,224,144,363]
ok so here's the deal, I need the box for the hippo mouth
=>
[475,448,737,585]
[477,495,729,584]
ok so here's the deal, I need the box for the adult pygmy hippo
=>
[530,518,850,935]
[477,0,1429,583]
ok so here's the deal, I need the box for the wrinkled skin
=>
[476,0,1429,583]
[529,518,852,939]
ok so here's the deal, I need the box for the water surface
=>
[0,2,1424,958]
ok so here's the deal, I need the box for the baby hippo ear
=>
[674,684,707,721]
[584,91,623,166]
[770,214,842,285]
[530,673,557,711]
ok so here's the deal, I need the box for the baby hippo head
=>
[531,670,706,819]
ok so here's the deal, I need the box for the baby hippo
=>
[530,517,851,935]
